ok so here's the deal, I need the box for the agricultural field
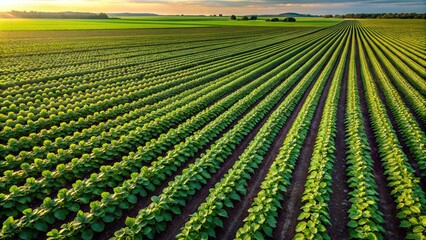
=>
[0,17,341,30]
[0,18,425,240]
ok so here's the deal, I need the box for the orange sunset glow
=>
[0,0,425,15]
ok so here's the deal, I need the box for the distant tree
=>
[271,17,279,22]
[265,19,271,22]
[284,17,296,22]
[219,14,223,17]
[242,16,249,20]
[323,14,333,18]
[414,14,426,19]
[231,15,237,20]
[250,15,258,20]
[98,13,108,19]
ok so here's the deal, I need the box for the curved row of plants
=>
[357,28,426,240]
[344,31,384,239]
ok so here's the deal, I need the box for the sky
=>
[0,0,425,15]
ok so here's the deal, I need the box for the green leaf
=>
[45,214,55,224]
[34,221,48,232]
[294,233,305,240]
[155,215,164,222]
[119,201,130,209]
[68,203,80,212]
[2,201,14,209]
[138,188,148,197]
[413,226,424,233]
[421,217,426,227]
[79,196,90,204]
[254,231,264,240]
[266,215,276,228]
[263,225,273,237]
[19,230,34,240]
[410,206,421,214]
[201,171,211,179]
[200,232,209,239]
[53,208,69,220]
[214,217,223,228]
[102,215,115,223]
[406,233,421,240]
[207,226,216,238]
[143,226,153,236]
[125,217,136,227]
[348,220,358,228]
[127,194,137,204]
[171,206,181,215]
[91,221,105,232]
[81,229,94,240]
[400,220,411,228]
[4,208,18,218]
[218,209,228,218]
[224,198,234,208]
[296,221,307,232]
[47,229,59,237]
[156,222,167,232]
[230,191,241,201]
[298,212,310,220]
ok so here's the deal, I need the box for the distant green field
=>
[0,16,342,30]
[359,18,426,44]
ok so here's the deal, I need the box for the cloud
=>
[119,0,425,10]
[121,0,424,5]
[4,0,426,14]
[117,0,426,14]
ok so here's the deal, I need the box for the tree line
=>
[1,11,109,19]
[324,13,425,19]
[230,15,258,20]
[265,17,296,22]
